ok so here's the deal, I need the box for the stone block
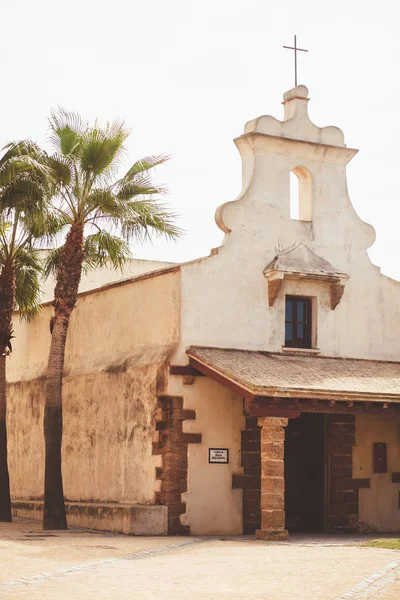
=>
[330,434,355,446]
[258,417,288,429]
[330,445,354,456]
[261,493,284,510]
[180,432,202,444]
[330,465,352,477]
[173,409,196,421]
[156,491,182,504]
[168,502,187,517]
[12,500,168,536]
[330,491,345,502]
[242,452,261,467]
[260,476,284,494]
[333,477,357,491]
[328,514,348,527]
[242,440,261,452]
[261,442,284,459]
[157,395,184,410]
[261,428,286,443]
[344,491,359,502]
[331,423,355,434]
[245,489,262,500]
[256,529,288,541]
[242,430,259,442]
[243,498,261,517]
[160,479,187,493]
[261,459,284,478]
[352,478,370,489]
[331,455,353,467]
[261,509,285,530]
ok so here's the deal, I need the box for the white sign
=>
[209,448,229,464]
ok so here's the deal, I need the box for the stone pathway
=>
[1,519,400,599]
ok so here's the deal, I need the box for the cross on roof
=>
[283,35,308,87]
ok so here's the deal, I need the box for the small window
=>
[373,443,387,474]
[285,296,312,348]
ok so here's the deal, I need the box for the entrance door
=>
[284,413,326,532]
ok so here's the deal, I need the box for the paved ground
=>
[1,519,400,599]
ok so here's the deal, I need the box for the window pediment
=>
[264,243,349,309]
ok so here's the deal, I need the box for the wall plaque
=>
[209,448,229,464]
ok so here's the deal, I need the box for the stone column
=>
[256,416,288,541]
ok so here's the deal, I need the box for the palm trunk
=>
[43,224,84,530]
[0,264,16,522]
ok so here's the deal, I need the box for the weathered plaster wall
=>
[7,267,180,504]
[354,414,400,532]
[40,257,174,303]
[173,87,400,363]
[168,375,245,535]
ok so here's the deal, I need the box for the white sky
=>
[3,0,400,278]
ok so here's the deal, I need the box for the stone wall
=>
[232,416,261,534]
[153,395,202,534]
[327,415,369,532]
[7,267,180,508]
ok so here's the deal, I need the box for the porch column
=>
[256,416,288,541]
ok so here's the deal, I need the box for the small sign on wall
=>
[209,448,229,464]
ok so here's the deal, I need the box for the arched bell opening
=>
[290,166,312,222]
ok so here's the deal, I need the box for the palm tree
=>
[42,109,181,529]
[0,142,55,521]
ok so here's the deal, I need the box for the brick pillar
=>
[256,416,288,541]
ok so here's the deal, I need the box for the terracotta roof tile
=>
[187,346,400,402]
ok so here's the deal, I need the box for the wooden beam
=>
[246,407,302,418]
[247,396,400,416]
[169,365,205,377]
[244,397,300,418]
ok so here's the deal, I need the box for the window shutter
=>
[373,443,387,474]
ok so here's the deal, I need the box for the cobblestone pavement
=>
[1,519,400,599]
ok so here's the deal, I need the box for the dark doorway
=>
[284,413,326,532]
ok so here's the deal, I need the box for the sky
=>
[2,0,400,278]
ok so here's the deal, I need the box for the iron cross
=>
[283,35,308,87]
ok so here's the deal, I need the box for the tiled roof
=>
[187,346,400,402]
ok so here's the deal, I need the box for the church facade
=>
[8,85,400,538]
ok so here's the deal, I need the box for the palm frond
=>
[115,179,165,201]
[84,231,132,271]
[48,108,86,158]
[79,121,129,176]
[0,140,45,165]
[24,207,69,242]
[121,199,183,243]
[123,155,170,179]
[0,159,38,188]
[14,247,43,321]
[0,176,48,215]
[43,246,62,279]
[86,188,119,216]
[47,155,73,186]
